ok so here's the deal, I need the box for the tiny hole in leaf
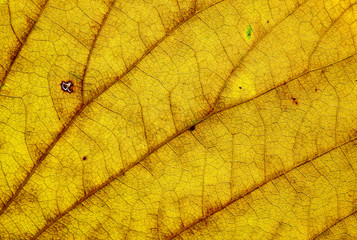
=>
[61,81,74,93]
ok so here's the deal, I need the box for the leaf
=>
[0,0,356,239]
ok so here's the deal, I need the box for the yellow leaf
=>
[0,0,356,239]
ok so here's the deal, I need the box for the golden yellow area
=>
[0,0,356,239]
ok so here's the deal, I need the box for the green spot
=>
[69,71,81,83]
[246,25,253,39]
[190,119,199,126]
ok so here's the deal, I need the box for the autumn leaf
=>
[0,0,356,239]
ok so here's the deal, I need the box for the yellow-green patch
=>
[246,25,252,39]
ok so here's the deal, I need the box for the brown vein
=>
[0,0,116,217]
[7,2,22,44]
[0,0,226,219]
[168,138,357,239]
[311,211,357,239]
[28,0,354,235]
[0,0,353,237]
[211,0,305,111]
[80,0,117,101]
[306,3,357,70]
[31,51,357,239]
[2,0,307,221]
[0,0,50,91]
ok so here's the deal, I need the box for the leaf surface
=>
[0,0,356,239]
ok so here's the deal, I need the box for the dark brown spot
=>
[291,97,298,105]
[314,88,318,92]
[267,20,270,23]
[239,86,242,89]
[82,156,87,161]
[189,125,196,131]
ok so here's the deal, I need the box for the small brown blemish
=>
[291,97,298,105]
[267,20,270,23]
[239,86,242,89]
[314,88,318,92]
[82,156,87,161]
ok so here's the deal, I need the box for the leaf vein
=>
[31,53,357,239]
[167,138,357,239]
[0,0,50,91]
[0,0,225,220]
